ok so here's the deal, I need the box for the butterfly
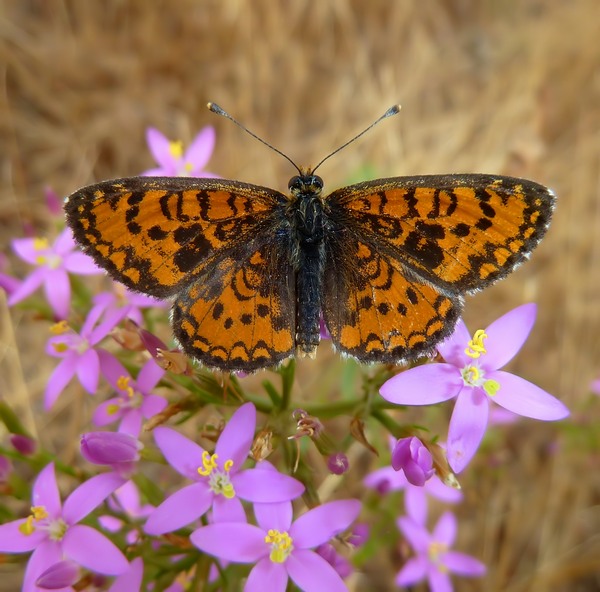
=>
[64,104,555,372]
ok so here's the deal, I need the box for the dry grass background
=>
[0,1,599,591]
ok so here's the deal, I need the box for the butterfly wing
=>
[322,174,554,363]
[65,176,297,371]
[172,237,296,371]
[326,174,554,292]
[65,176,288,298]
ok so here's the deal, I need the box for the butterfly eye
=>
[288,176,302,191]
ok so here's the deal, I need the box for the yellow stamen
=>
[33,238,49,251]
[465,329,488,359]
[465,365,480,383]
[197,451,219,476]
[52,342,68,353]
[50,321,70,335]
[18,506,48,536]
[265,529,294,563]
[106,403,121,415]
[117,376,135,398]
[169,140,184,159]
[19,515,35,535]
[483,379,501,396]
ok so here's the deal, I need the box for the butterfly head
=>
[288,172,324,198]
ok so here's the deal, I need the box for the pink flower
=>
[191,498,361,592]
[0,463,127,590]
[44,306,125,409]
[8,227,101,319]
[144,403,305,535]
[391,437,434,486]
[397,512,486,591]
[142,126,218,177]
[93,357,166,436]
[380,304,570,473]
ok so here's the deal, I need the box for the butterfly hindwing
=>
[172,237,296,371]
[322,231,461,364]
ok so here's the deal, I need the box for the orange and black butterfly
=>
[64,104,554,372]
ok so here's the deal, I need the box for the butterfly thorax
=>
[287,173,326,358]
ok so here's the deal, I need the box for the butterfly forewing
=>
[325,174,555,294]
[64,177,288,299]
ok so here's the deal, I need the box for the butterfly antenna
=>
[311,104,401,174]
[207,102,302,175]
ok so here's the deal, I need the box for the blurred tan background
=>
[0,1,599,591]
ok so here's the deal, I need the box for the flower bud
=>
[391,437,434,486]
[80,431,142,465]
[10,434,37,455]
[327,452,349,475]
[36,560,79,589]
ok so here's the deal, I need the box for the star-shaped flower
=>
[0,463,127,590]
[144,403,305,535]
[191,497,361,592]
[8,227,101,320]
[380,304,570,473]
[142,126,218,177]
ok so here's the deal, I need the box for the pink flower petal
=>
[0,519,46,552]
[54,228,76,254]
[423,476,463,504]
[44,269,71,319]
[144,483,211,535]
[93,398,123,426]
[246,557,288,592]
[436,318,471,366]
[63,524,128,575]
[33,463,61,517]
[137,358,165,391]
[380,363,462,405]
[153,427,205,480]
[45,354,78,409]
[447,388,489,473]
[76,348,100,393]
[23,541,62,591]
[215,402,256,470]
[254,501,293,532]
[397,517,430,552]
[290,500,361,549]
[442,550,486,576]
[185,126,216,173]
[190,523,266,562]
[11,237,40,264]
[395,556,428,586]
[483,303,537,369]
[428,568,453,592]
[7,267,45,305]
[141,394,167,419]
[145,128,175,170]
[286,548,349,592]
[211,494,246,523]
[118,408,143,436]
[488,371,570,420]
[110,557,144,592]
[233,468,304,503]
[404,486,428,525]
[63,472,126,524]
[432,512,457,546]
[64,252,102,275]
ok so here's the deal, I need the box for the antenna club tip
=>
[207,102,222,114]
[385,104,402,117]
